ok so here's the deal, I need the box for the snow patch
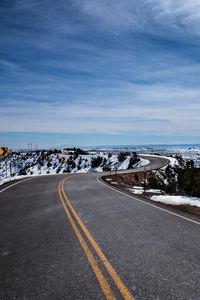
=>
[137,158,150,167]
[150,195,200,208]
[129,186,144,194]
[129,186,163,195]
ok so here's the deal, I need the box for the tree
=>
[47,161,52,168]
[19,168,27,176]
[118,152,127,162]
[73,153,78,160]
[102,157,107,166]
[128,152,139,168]
[186,160,194,168]
[78,157,82,165]
[71,161,76,169]
[103,165,110,171]
[91,156,103,168]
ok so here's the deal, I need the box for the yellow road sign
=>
[0,147,8,157]
[59,157,65,162]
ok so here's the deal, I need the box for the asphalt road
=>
[0,156,200,300]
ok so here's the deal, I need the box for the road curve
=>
[0,156,200,300]
[111,155,169,175]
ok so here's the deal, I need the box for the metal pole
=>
[5,158,8,178]
[9,161,11,177]
[144,165,146,193]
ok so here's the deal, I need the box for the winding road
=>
[0,156,200,300]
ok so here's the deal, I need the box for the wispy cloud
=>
[78,0,200,38]
[1,0,200,146]
[1,82,200,137]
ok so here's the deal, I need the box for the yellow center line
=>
[58,180,116,300]
[60,177,134,300]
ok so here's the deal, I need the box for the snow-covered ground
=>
[150,195,200,208]
[141,147,200,168]
[129,186,163,195]
[128,187,200,208]
[129,186,144,195]
[0,151,149,185]
[137,158,150,167]
[181,149,200,168]
[161,156,179,168]
[0,175,31,186]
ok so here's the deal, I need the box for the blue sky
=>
[1,0,200,148]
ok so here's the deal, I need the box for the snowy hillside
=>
[0,150,146,185]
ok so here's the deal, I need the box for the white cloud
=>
[1,83,200,136]
[78,0,200,37]
[1,0,200,142]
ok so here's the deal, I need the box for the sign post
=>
[9,161,12,177]
[5,159,8,178]
[144,165,147,193]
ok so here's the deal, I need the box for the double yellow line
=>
[58,177,134,300]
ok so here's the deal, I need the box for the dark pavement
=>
[0,157,200,300]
